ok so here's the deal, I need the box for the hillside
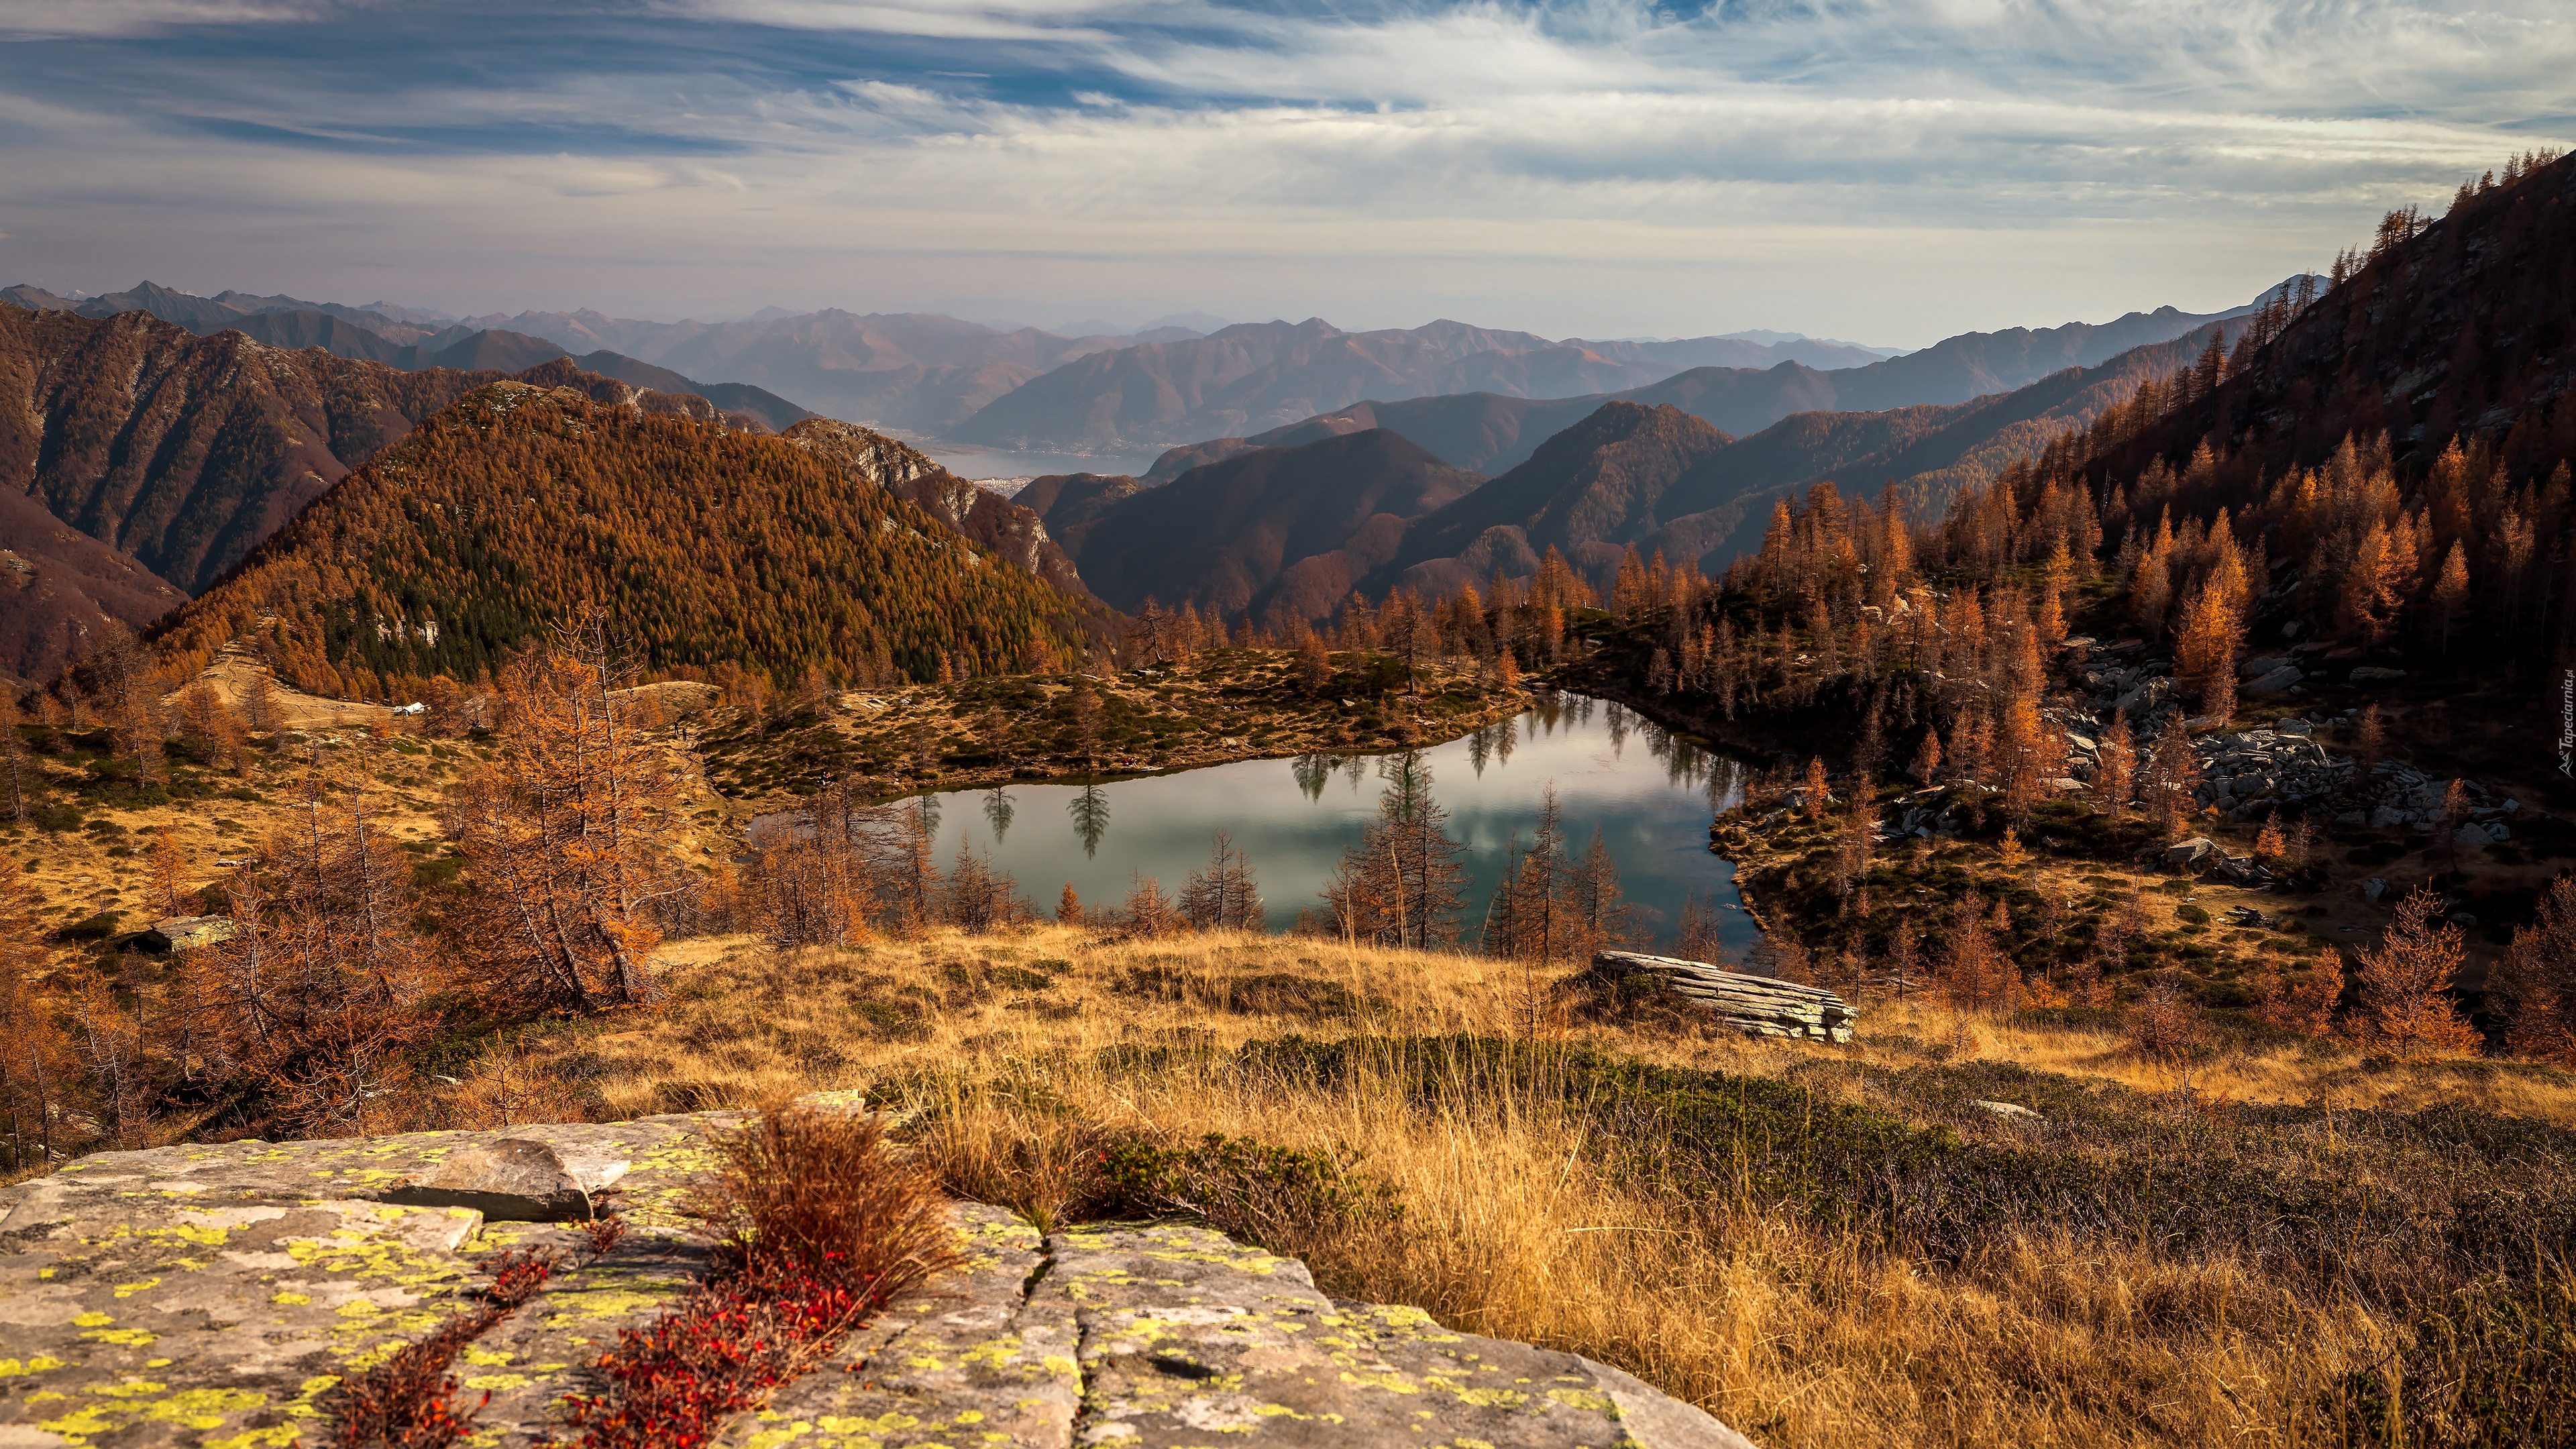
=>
[1054,429,1485,619]
[1390,402,1739,593]
[149,383,1095,696]
[1016,472,1144,559]
[1140,391,1611,482]
[0,304,495,593]
[2084,157,2576,503]
[0,309,862,676]
[0,486,186,683]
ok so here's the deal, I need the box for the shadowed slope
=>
[1066,429,1484,619]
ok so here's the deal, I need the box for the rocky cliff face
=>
[784,417,1096,601]
[0,1112,1753,1448]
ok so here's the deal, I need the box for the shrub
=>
[694,1105,961,1295]
[564,1106,963,1449]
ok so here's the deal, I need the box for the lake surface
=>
[905,694,1761,954]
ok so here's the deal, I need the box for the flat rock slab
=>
[0,1118,732,1448]
[4,1120,1755,1449]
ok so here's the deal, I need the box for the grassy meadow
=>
[455,922,2576,1449]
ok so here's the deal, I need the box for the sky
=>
[1,1,2569,347]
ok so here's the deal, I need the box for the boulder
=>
[2239,655,2295,678]
[382,1136,604,1221]
[2349,665,2408,682]
[2362,877,2393,903]
[2244,665,2304,694]
[142,914,235,952]
[1593,951,1856,1043]
[2161,836,2221,871]
[1974,1099,2043,1121]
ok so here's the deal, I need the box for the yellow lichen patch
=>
[816,1411,922,1435]
[71,1311,115,1328]
[461,1373,531,1391]
[273,1292,313,1305]
[1340,1369,1422,1394]
[462,1346,515,1367]
[84,1328,161,1347]
[1544,1387,1613,1414]
[38,1403,121,1440]
[1,1356,68,1377]
[205,1427,301,1448]
[85,1379,168,1397]
[145,1387,269,1428]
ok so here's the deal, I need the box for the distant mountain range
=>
[1024,314,2270,619]
[8,280,2298,469]
[1052,431,1486,624]
[0,283,813,433]
[945,318,1894,453]
[1126,284,2304,482]
[425,308,1201,431]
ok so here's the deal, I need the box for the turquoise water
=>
[904,694,1760,953]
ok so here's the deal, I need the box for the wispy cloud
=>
[0,1,2566,341]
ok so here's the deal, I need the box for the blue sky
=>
[1,1,2569,345]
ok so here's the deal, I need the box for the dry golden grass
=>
[564,925,2576,1127]
[476,925,2576,1448]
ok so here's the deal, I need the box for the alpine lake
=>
[875,692,1762,954]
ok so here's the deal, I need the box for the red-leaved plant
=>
[556,1105,961,1449]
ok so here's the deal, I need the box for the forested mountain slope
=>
[2085,157,2575,502]
[782,418,1095,601]
[151,384,1096,698]
[1059,429,1484,620]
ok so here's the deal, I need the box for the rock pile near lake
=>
[0,1113,1754,1449]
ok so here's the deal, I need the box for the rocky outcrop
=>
[784,417,1095,600]
[0,1116,1753,1448]
[1593,951,1856,1044]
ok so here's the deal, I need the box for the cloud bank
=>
[0,0,2566,343]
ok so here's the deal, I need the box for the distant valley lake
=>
[875,694,1762,953]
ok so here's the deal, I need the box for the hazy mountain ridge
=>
[947,317,1895,453]
[442,307,1162,431]
[1038,317,2271,621]
[1107,285,2298,482]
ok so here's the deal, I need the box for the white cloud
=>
[0,0,352,39]
[0,0,2568,341]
